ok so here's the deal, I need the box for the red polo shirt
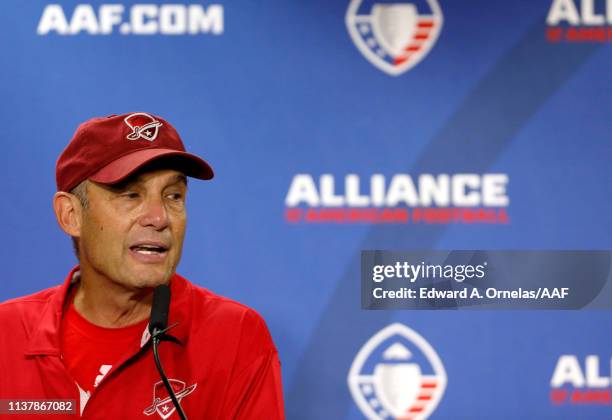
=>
[61,293,150,396]
[0,267,285,419]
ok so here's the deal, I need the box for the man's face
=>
[78,169,188,290]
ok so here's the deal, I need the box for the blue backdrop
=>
[1,1,611,419]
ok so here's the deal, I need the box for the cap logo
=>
[124,112,163,142]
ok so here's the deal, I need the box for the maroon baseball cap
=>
[56,112,214,192]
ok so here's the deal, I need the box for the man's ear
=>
[53,192,83,237]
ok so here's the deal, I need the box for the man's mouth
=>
[129,243,169,255]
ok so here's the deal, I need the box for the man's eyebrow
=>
[172,174,188,186]
[105,179,134,191]
[105,174,187,191]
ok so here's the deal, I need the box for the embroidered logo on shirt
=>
[143,379,197,419]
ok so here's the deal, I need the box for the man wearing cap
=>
[0,113,284,419]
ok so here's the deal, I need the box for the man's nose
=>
[139,196,169,230]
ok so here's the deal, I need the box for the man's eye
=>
[167,193,183,201]
[123,192,140,199]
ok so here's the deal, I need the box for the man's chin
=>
[127,267,173,289]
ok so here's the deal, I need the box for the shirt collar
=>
[25,266,192,356]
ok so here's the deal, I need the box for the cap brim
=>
[88,148,214,185]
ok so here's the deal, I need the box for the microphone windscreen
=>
[149,284,171,334]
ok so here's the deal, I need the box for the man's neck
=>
[72,272,153,328]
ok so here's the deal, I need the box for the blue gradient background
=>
[0,1,611,419]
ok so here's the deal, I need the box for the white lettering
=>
[160,5,187,35]
[99,5,124,34]
[285,174,510,207]
[586,355,610,387]
[38,4,225,36]
[37,5,69,35]
[370,174,385,206]
[132,5,158,35]
[418,174,449,206]
[70,5,99,35]
[547,0,581,25]
[452,174,480,206]
[386,175,418,206]
[551,355,585,387]
[320,174,344,206]
[482,174,509,206]
[582,0,605,25]
[188,5,224,34]
[346,174,370,206]
[285,174,319,206]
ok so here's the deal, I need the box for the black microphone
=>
[149,284,170,335]
[149,285,187,420]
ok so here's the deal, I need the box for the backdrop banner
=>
[1,1,611,419]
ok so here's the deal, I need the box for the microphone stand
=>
[151,325,187,420]
[149,285,187,420]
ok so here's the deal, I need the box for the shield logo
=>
[346,0,444,76]
[375,363,422,415]
[143,379,197,419]
[124,112,163,142]
[348,323,447,419]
